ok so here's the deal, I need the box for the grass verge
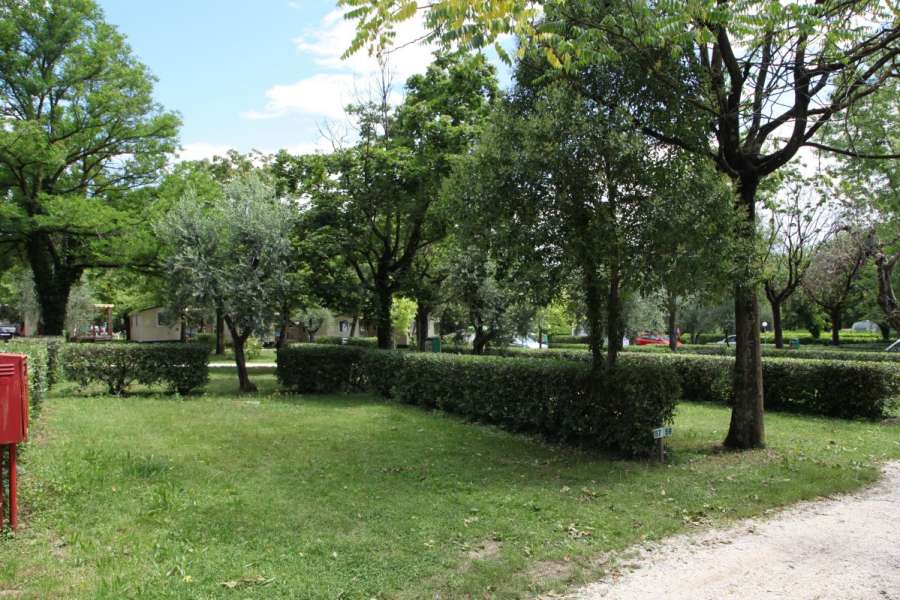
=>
[1,372,898,599]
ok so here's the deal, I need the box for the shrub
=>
[62,343,210,395]
[1,340,50,415]
[276,345,366,393]
[549,335,589,345]
[244,336,263,360]
[621,352,898,419]
[359,351,680,457]
[313,336,379,348]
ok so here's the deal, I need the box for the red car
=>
[634,334,683,347]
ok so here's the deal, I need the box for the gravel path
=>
[566,461,900,600]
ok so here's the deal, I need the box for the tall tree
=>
[0,0,180,334]
[342,0,900,449]
[762,177,830,348]
[308,54,498,349]
[803,232,867,346]
[158,174,295,392]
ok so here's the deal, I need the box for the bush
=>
[276,345,366,393]
[62,343,210,395]
[244,337,263,360]
[449,345,899,419]
[549,335,589,345]
[621,352,898,419]
[360,352,679,457]
[1,340,50,416]
[313,336,379,348]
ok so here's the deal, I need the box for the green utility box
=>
[430,337,442,353]
[789,339,801,349]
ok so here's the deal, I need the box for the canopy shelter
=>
[69,304,115,342]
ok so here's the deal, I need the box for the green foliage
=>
[276,345,366,394]
[362,351,679,457]
[244,337,263,361]
[1,340,49,416]
[313,336,379,348]
[277,346,680,456]
[617,353,898,420]
[0,0,180,333]
[390,297,417,334]
[62,343,210,395]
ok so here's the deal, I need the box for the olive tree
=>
[157,174,295,392]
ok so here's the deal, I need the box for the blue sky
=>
[98,1,509,161]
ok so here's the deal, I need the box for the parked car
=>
[634,333,682,347]
[715,335,737,345]
[0,323,19,341]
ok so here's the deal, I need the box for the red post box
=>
[0,354,28,530]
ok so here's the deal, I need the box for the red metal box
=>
[0,354,28,444]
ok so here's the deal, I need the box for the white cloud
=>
[242,73,360,121]
[245,8,437,121]
[175,142,234,162]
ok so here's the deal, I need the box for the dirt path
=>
[565,461,900,600]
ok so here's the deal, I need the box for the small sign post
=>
[652,427,672,462]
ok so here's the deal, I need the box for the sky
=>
[97,1,508,162]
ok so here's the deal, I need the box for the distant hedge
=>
[549,335,590,345]
[616,353,899,419]
[1,340,50,416]
[625,344,900,364]
[276,345,366,393]
[277,345,679,456]
[63,343,210,395]
[442,345,899,419]
[312,336,379,348]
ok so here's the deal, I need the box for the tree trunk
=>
[225,317,256,393]
[374,277,393,350]
[180,314,187,342]
[606,268,622,369]
[26,236,78,336]
[350,316,358,337]
[771,299,784,349]
[724,177,765,450]
[830,309,842,346]
[215,305,225,355]
[415,302,430,351]
[666,292,678,352]
[872,249,900,333]
[472,325,489,355]
[582,267,605,372]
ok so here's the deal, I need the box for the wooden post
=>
[657,437,665,463]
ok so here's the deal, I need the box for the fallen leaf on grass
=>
[220,576,274,589]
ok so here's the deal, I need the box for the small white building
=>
[129,306,182,342]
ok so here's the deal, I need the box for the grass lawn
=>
[2,372,899,599]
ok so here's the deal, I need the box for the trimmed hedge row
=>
[1,340,50,415]
[625,344,900,364]
[276,345,680,456]
[276,345,366,393]
[549,335,590,345]
[63,343,210,395]
[618,353,899,419]
[312,336,379,348]
[442,345,899,419]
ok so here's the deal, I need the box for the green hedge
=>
[278,346,679,456]
[445,345,899,419]
[276,345,367,393]
[625,344,900,364]
[311,336,379,348]
[618,353,899,419]
[549,335,589,345]
[365,351,680,457]
[63,343,210,395]
[1,340,50,416]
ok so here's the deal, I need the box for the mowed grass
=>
[2,372,899,599]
